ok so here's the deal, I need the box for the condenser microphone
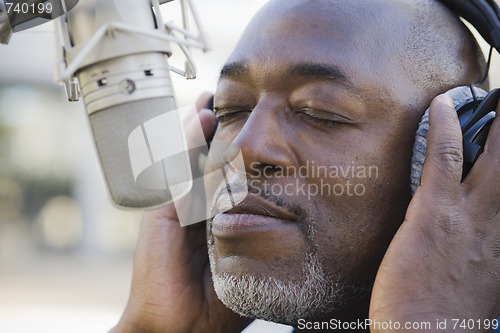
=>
[55,0,210,209]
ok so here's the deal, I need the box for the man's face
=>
[205,0,426,324]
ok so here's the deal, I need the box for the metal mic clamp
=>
[55,0,211,209]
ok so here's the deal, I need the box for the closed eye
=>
[298,107,351,127]
[214,106,252,123]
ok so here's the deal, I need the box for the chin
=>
[208,244,371,325]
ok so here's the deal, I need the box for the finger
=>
[185,108,217,144]
[198,108,217,141]
[481,101,500,199]
[183,91,214,127]
[419,94,462,203]
[463,100,500,212]
[137,202,207,282]
[144,202,179,222]
[135,206,180,266]
[195,91,214,113]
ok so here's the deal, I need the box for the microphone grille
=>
[88,97,191,208]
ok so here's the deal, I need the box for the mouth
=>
[211,191,300,237]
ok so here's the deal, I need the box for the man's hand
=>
[113,93,249,333]
[370,95,500,332]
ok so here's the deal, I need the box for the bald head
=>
[400,0,486,104]
[230,0,485,112]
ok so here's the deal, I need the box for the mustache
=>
[210,179,306,218]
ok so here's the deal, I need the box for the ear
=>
[410,85,488,196]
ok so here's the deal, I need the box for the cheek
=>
[309,177,410,284]
[302,140,413,283]
[212,124,239,144]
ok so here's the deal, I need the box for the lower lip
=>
[211,213,291,237]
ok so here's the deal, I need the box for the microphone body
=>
[64,0,192,208]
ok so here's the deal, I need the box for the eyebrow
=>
[220,62,248,79]
[219,61,361,94]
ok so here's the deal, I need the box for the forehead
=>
[222,0,417,98]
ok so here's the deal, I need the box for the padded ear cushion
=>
[410,86,488,196]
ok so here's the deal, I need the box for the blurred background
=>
[0,1,499,332]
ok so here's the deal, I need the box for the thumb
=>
[419,94,463,203]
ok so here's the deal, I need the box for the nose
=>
[229,96,297,175]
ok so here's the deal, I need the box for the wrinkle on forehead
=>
[225,0,419,108]
[226,0,483,113]
[240,0,414,44]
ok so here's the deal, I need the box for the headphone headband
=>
[437,0,500,51]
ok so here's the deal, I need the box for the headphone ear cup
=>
[410,86,488,196]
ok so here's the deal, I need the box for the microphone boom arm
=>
[0,0,13,44]
[54,0,210,102]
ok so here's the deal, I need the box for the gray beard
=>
[209,250,370,325]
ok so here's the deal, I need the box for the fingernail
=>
[436,94,454,108]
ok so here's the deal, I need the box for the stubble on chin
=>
[208,240,370,326]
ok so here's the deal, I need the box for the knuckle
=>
[492,238,500,258]
[433,209,465,235]
[432,140,463,163]
[428,140,463,178]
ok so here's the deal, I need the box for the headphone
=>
[410,0,500,195]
